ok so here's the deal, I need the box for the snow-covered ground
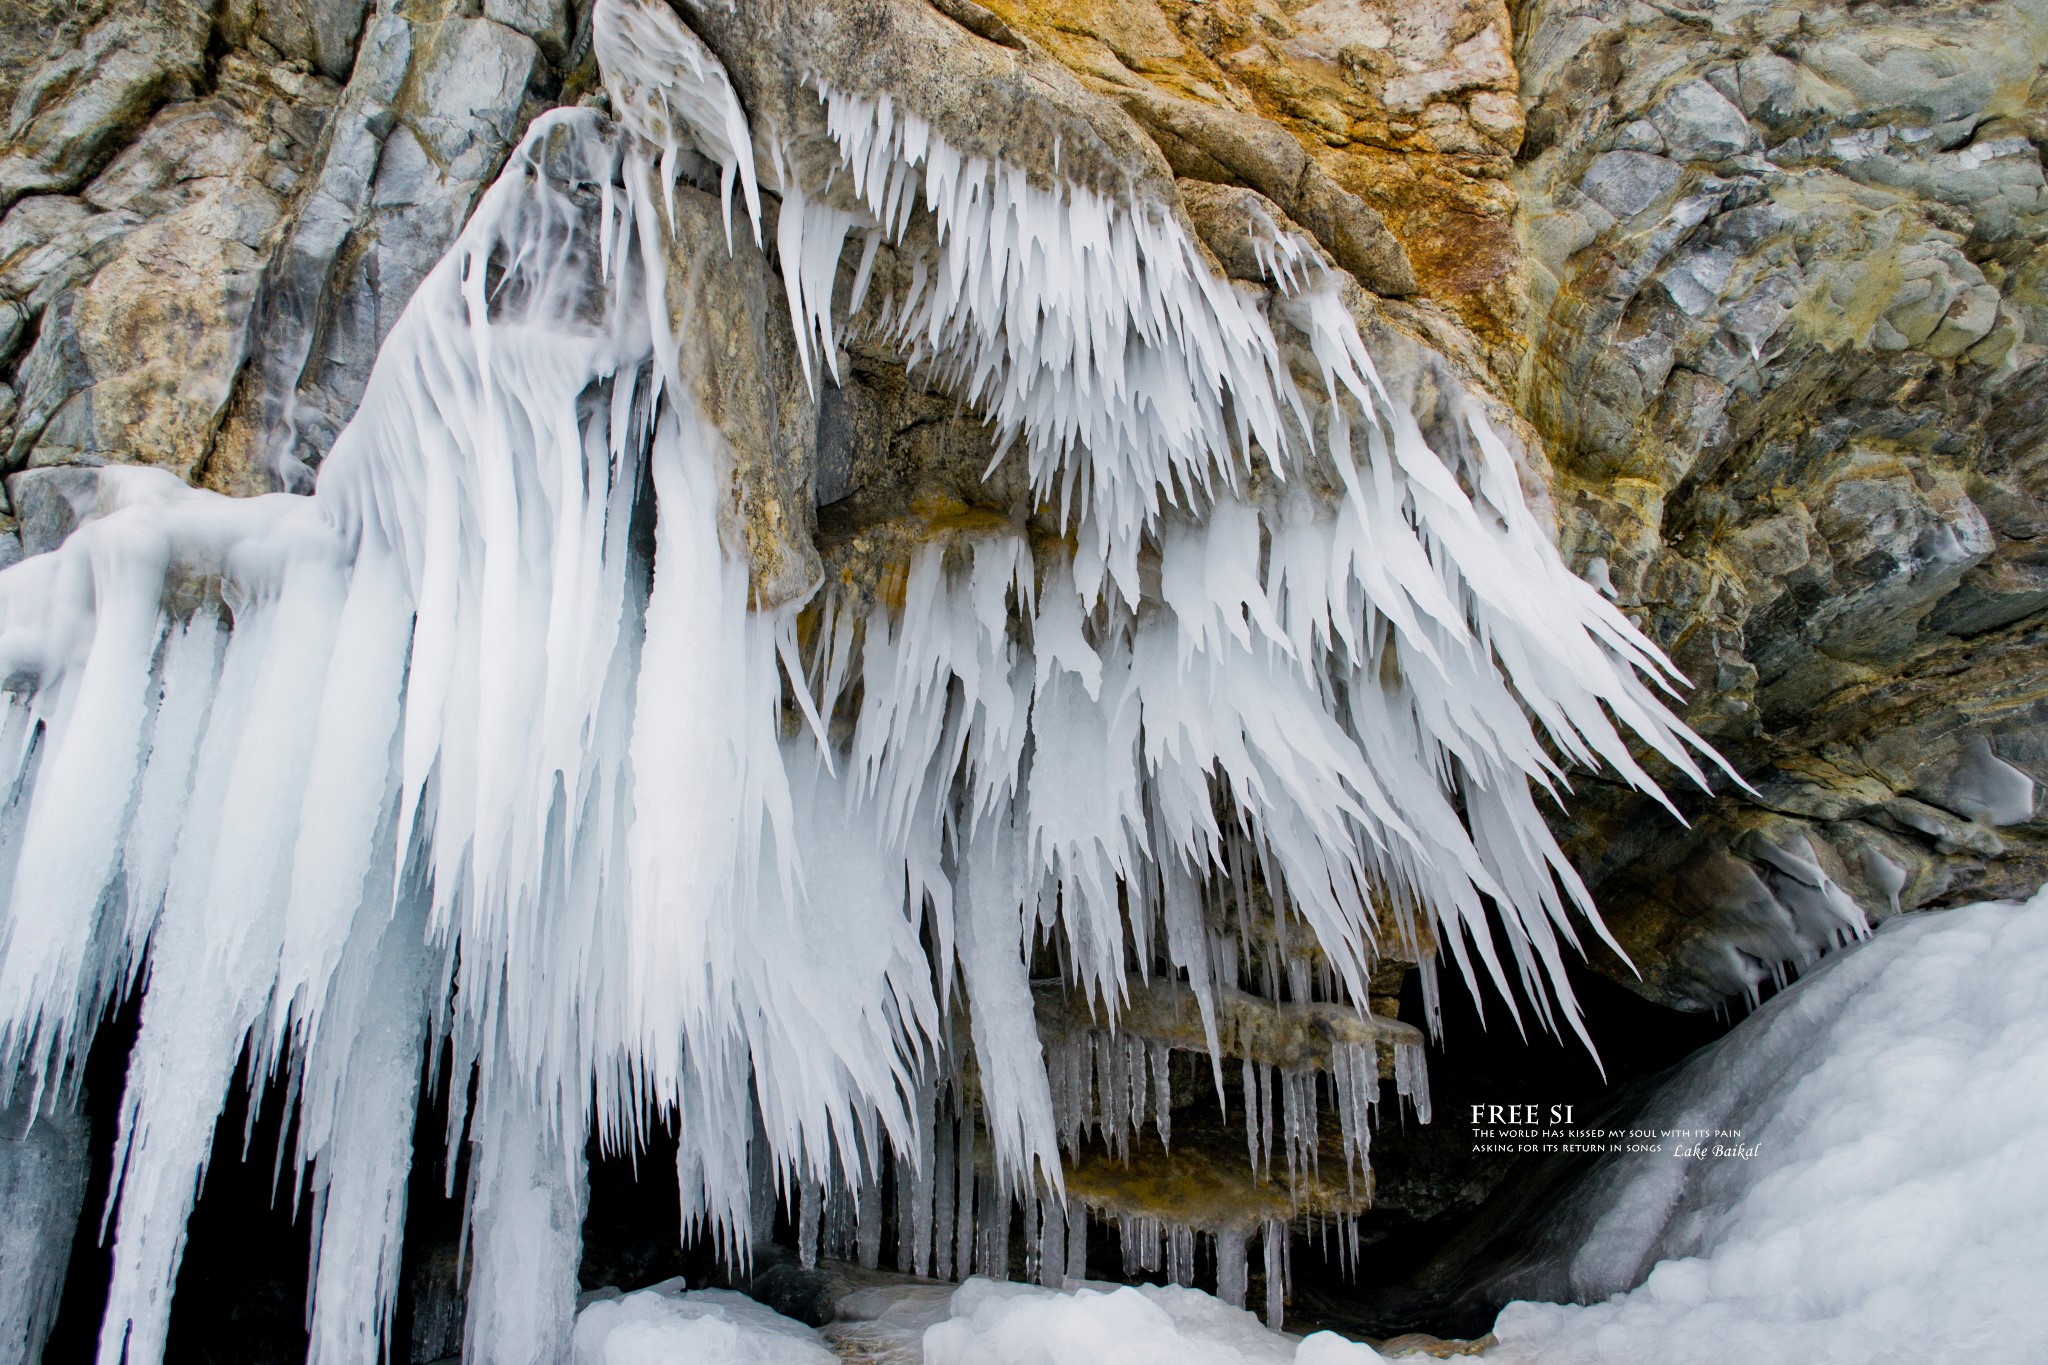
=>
[572,1278,1391,1364]
[920,1280,1392,1364]
[573,894,2048,1364]
[1486,892,2048,1364]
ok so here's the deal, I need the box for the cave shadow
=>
[42,1001,314,1365]
[36,951,1747,1358]
[1287,958,1738,1340]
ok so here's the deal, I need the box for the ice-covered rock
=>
[4,0,2048,1352]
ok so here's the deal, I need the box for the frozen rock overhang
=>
[0,0,1732,1359]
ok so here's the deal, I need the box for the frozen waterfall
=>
[0,0,1726,1359]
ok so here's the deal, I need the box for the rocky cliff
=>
[948,0,2048,1013]
[8,0,2042,1014]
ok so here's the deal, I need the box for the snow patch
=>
[921,1278,1388,1365]
[573,1283,836,1365]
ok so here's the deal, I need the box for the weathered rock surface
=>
[0,0,556,505]
[977,0,1523,358]
[664,180,821,608]
[1515,0,2048,1007]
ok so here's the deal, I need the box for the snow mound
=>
[1490,893,2048,1365]
[571,1283,835,1365]
[922,1277,1386,1364]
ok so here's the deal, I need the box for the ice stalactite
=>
[0,1091,89,1365]
[0,0,1732,1355]
[464,1057,590,1365]
[300,898,433,1365]
[1264,1221,1290,1331]
[1215,1225,1249,1310]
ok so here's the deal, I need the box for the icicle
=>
[953,1110,977,1281]
[1169,1224,1196,1287]
[1215,1226,1249,1309]
[1331,1041,1378,1192]
[857,1171,884,1270]
[931,1111,956,1281]
[1151,1042,1172,1149]
[826,1173,858,1262]
[96,557,353,1365]
[1050,1036,1078,1156]
[592,0,760,243]
[955,826,1062,1195]
[1066,1202,1088,1284]
[462,1071,588,1365]
[1280,1067,1318,1191]
[1126,1035,1148,1140]
[798,1173,823,1271]
[1394,1038,1432,1124]
[1243,1055,1261,1180]
[1160,861,1224,1086]
[750,1111,778,1253]
[1121,1215,1164,1278]
[895,1149,918,1273]
[302,897,430,1365]
[1037,1196,1066,1287]
[1263,1220,1288,1330]
[1022,1191,1042,1285]
[1258,1062,1275,1184]
[911,1072,937,1276]
[974,1172,1009,1279]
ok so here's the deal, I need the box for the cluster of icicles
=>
[0,0,1722,1359]
[802,1056,1384,1331]
[1045,1027,1426,1195]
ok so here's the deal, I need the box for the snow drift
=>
[1488,892,2048,1364]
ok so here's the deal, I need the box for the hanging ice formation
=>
[0,0,1727,1357]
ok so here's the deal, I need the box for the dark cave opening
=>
[42,998,315,1365]
[1285,959,1734,1340]
[37,955,1739,1361]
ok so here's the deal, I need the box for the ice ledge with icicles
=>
[0,0,1739,1360]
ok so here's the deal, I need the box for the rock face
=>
[0,0,555,509]
[977,0,1522,353]
[3,0,2046,1338]
[1516,0,2048,1008]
